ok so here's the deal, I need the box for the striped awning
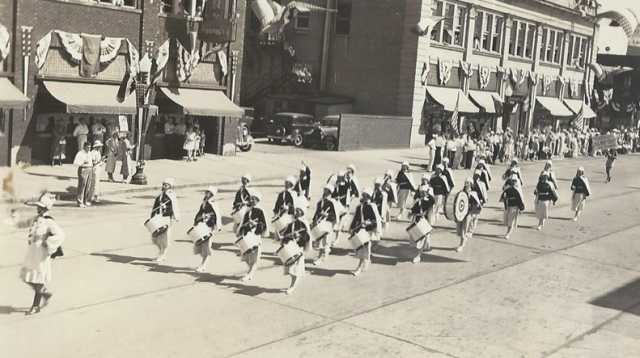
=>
[468,91,502,114]
[426,86,479,113]
[0,78,29,108]
[564,99,597,119]
[536,96,573,117]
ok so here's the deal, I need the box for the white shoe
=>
[536,225,542,231]
[504,234,510,240]
[351,269,362,277]
[240,274,253,282]
[573,217,578,222]
[195,266,205,273]
[455,245,464,252]
[412,255,421,264]
[285,287,296,295]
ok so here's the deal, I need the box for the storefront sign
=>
[198,0,235,43]
[592,134,617,151]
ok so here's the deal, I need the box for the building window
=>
[473,10,503,53]
[508,19,536,60]
[430,0,467,47]
[294,11,311,30]
[181,0,206,16]
[97,0,138,8]
[567,34,589,68]
[335,0,351,35]
[539,28,564,65]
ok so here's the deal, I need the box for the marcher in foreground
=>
[571,167,591,221]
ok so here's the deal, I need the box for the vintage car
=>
[265,112,316,147]
[303,115,339,151]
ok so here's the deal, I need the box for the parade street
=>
[2,144,640,358]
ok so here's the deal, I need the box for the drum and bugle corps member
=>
[500,176,525,239]
[605,148,617,183]
[280,206,311,294]
[541,160,558,189]
[192,186,222,273]
[395,162,416,220]
[475,159,492,191]
[456,178,483,252]
[429,164,451,224]
[332,170,359,240]
[571,167,591,221]
[441,157,455,190]
[372,177,390,234]
[273,176,297,239]
[534,173,558,231]
[294,162,311,200]
[409,185,436,263]
[349,188,382,276]
[237,190,268,282]
[20,194,65,315]
[502,159,523,187]
[382,170,398,208]
[150,178,180,262]
[232,174,252,233]
[472,169,488,205]
[312,184,339,265]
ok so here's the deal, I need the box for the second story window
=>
[508,19,536,60]
[335,0,352,35]
[181,0,206,16]
[97,0,138,8]
[567,34,589,68]
[430,0,467,47]
[539,28,564,65]
[294,11,311,30]
[473,9,503,53]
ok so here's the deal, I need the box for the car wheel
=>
[239,144,252,152]
[293,132,304,147]
[324,137,337,151]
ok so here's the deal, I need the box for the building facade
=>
[242,0,597,146]
[0,0,246,167]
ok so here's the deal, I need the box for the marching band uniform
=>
[472,170,488,205]
[273,176,297,240]
[332,171,359,236]
[442,158,455,190]
[500,177,525,239]
[502,160,523,188]
[382,170,398,207]
[475,159,492,191]
[232,174,252,233]
[192,186,222,272]
[344,164,361,200]
[542,161,558,189]
[21,194,65,315]
[395,162,416,219]
[349,189,382,276]
[312,185,339,265]
[150,178,180,262]
[429,165,451,224]
[409,185,436,263]
[456,179,482,252]
[237,190,268,282]
[534,174,558,230]
[280,207,311,294]
[372,178,389,233]
[571,167,591,221]
[294,164,312,200]
[605,149,617,182]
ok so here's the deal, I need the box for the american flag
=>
[573,104,585,131]
[450,92,460,134]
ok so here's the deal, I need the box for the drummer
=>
[232,174,252,233]
[349,188,382,276]
[395,162,416,220]
[273,176,297,239]
[280,206,311,295]
[192,186,222,273]
[332,170,359,241]
[472,169,488,205]
[456,178,482,252]
[475,159,492,191]
[372,177,389,236]
[541,160,558,190]
[311,184,339,265]
[534,173,558,231]
[294,162,311,201]
[429,164,451,224]
[499,175,525,239]
[382,170,398,208]
[150,178,180,262]
[409,184,436,263]
[570,167,591,221]
[441,157,455,190]
[345,164,360,194]
[502,159,523,187]
[237,189,268,282]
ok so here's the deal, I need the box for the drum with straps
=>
[276,241,303,266]
[235,232,260,255]
[144,215,170,236]
[348,229,371,250]
[444,191,469,223]
[187,222,212,242]
[271,214,293,234]
[406,218,433,242]
[310,220,333,241]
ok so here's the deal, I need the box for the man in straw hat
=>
[73,141,94,208]
[279,205,311,294]
[149,178,180,262]
[348,187,382,276]
[21,193,65,315]
[409,184,435,263]
[237,189,268,282]
[192,186,222,272]
[311,184,340,265]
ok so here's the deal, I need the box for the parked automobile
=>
[265,112,316,147]
[303,115,339,151]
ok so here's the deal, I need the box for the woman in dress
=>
[21,194,65,315]
[534,173,558,231]
[183,126,197,161]
[500,176,525,239]
[279,206,311,294]
[237,189,268,282]
[149,178,180,262]
[348,188,382,276]
[409,184,435,263]
[105,132,119,181]
[192,186,222,272]
[571,167,591,221]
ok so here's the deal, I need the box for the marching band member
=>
[192,186,222,273]
[502,159,523,187]
[429,164,451,224]
[441,157,455,190]
[150,178,180,262]
[237,189,268,282]
[349,188,382,276]
[541,160,558,189]
[475,159,492,191]
[312,184,339,265]
[294,162,311,201]
[571,167,591,221]
[605,148,617,183]
[332,170,358,240]
[456,178,482,252]
[472,169,488,205]
[500,175,525,239]
[395,162,416,220]
[280,206,311,295]
[372,177,389,235]
[21,194,65,315]
[534,173,558,231]
[273,176,297,240]
[232,174,252,233]
[409,185,435,263]
[382,170,398,208]
[431,134,445,171]
[345,164,361,197]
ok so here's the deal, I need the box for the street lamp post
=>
[130,54,152,185]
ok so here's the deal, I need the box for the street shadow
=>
[478,218,503,224]
[474,233,507,239]
[24,171,76,181]
[91,252,153,264]
[0,305,28,315]
[55,199,133,208]
[50,187,78,201]
[549,216,573,221]
[371,255,399,266]
[130,194,157,200]
[306,266,353,277]
[589,277,640,316]
[420,253,467,263]
[386,159,425,169]
[221,217,234,226]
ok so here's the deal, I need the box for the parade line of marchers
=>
[14,150,617,316]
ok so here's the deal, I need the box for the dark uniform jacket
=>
[429,175,450,196]
[238,207,267,236]
[274,190,295,215]
[332,180,359,207]
[571,177,590,196]
[233,186,250,210]
[151,192,176,218]
[313,197,338,225]
[395,170,415,191]
[294,167,311,199]
[350,203,378,233]
[535,182,558,203]
[281,219,311,249]
[194,200,219,229]
[410,195,435,222]
[501,187,525,210]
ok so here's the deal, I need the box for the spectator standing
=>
[118,133,135,182]
[446,134,457,166]
[183,125,197,161]
[51,119,67,166]
[90,118,106,148]
[72,118,89,155]
[73,141,94,207]
[105,132,119,181]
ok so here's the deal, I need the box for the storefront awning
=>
[536,96,573,117]
[43,81,136,114]
[426,86,479,113]
[0,78,29,108]
[160,87,244,117]
[564,99,597,119]
[468,91,502,114]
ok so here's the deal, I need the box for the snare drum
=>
[235,232,261,255]
[187,222,212,242]
[232,206,248,225]
[444,191,469,223]
[271,214,293,234]
[406,218,433,242]
[144,215,170,236]
[276,241,303,266]
[349,229,371,250]
[311,220,333,241]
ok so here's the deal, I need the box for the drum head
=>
[453,191,469,223]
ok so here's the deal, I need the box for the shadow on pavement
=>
[25,171,76,181]
[590,277,640,316]
[0,306,28,315]
[306,266,353,277]
[91,252,153,264]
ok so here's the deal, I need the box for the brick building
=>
[242,0,597,147]
[0,0,246,167]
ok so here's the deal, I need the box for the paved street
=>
[2,144,640,358]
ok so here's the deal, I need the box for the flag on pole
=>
[450,92,460,134]
[573,104,585,131]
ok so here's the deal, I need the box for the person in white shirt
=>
[90,118,107,149]
[89,141,105,203]
[73,141,94,208]
[73,119,90,155]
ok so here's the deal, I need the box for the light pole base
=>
[130,161,148,185]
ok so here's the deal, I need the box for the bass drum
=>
[444,191,469,223]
